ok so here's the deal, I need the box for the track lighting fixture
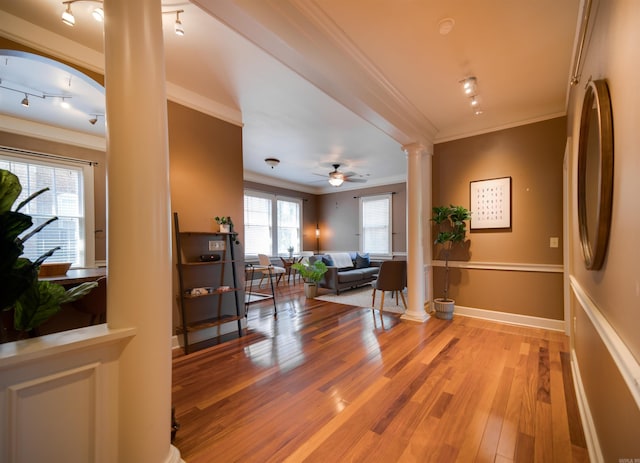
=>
[88,114,104,125]
[61,1,104,27]
[460,76,483,115]
[1,80,73,110]
[462,77,477,95]
[163,9,185,36]
[59,2,188,36]
[175,12,184,36]
[91,7,104,22]
[264,157,280,168]
[61,3,75,26]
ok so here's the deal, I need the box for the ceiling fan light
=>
[61,4,75,26]
[328,172,344,187]
[328,177,343,187]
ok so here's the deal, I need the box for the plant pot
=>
[433,298,455,320]
[303,282,318,298]
[219,224,230,233]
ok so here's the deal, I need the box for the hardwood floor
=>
[172,283,589,462]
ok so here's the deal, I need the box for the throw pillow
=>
[322,255,334,267]
[355,252,370,268]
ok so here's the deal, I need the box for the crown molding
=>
[195,0,435,146]
[0,114,106,151]
[434,112,567,144]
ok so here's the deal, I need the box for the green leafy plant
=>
[432,205,471,302]
[0,169,97,340]
[214,216,233,227]
[291,259,327,284]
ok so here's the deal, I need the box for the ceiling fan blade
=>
[345,177,367,183]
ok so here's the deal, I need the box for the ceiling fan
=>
[325,163,367,187]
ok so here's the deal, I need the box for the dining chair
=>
[370,260,407,323]
[257,254,286,288]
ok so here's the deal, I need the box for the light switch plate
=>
[549,237,559,248]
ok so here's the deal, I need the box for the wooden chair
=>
[371,260,407,322]
[257,254,286,288]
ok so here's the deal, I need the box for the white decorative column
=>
[103,1,180,462]
[401,143,431,323]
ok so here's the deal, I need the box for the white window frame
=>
[243,189,302,258]
[359,193,392,256]
[0,149,96,268]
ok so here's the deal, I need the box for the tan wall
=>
[433,117,566,319]
[566,0,640,459]
[243,181,318,253]
[317,182,407,253]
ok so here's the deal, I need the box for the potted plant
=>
[431,205,471,320]
[291,259,327,298]
[287,246,294,259]
[214,216,233,233]
[1,169,97,342]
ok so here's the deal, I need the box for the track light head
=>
[61,3,75,26]
[462,76,477,95]
[21,94,29,107]
[175,19,184,36]
[174,10,185,36]
[92,7,104,22]
[89,117,98,125]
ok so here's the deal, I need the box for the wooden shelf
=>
[173,212,243,354]
[175,314,243,334]
[183,288,240,299]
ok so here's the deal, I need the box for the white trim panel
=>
[570,276,640,410]
[8,363,101,463]
[432,260,564,273]
[570,349,604,463]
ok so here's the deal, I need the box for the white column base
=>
[165,445,184,463]
[401,310,431,323]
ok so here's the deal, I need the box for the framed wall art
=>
[470,176,511,230]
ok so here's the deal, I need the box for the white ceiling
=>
[0,0,581,193]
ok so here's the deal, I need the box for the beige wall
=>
[317,182,407,253]
[433,117,566,319]
[566,0,640,459]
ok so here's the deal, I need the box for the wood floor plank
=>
[171,284,589,462]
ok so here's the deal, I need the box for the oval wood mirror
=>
[577,79,614,270]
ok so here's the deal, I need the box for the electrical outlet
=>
[550,237,559,248]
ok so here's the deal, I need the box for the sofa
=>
[309,252,379,294]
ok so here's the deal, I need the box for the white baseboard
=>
[454,304,565,331]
